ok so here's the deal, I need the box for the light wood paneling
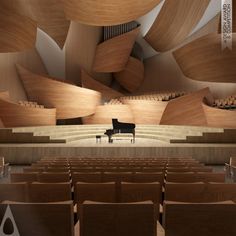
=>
[0,51,47,102]
[0,10,37,52]
[16,64,101,119]
[160,88,210,126]
[65,21,112,85]
[81,70,123,100]
[202,100,236,128]
[123,100,167,124]
[0,0,70,49]
[145,0,210,52]
[0,92,56,127]
[63,0,162,26]
[82,105,134,124]
[114,57,144,92]
[173,33,236,83]
[93,27,140,73]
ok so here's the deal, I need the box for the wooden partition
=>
[0,92,56,127]
[123,99,167,124]
[202,100,236,128]
[16,64,101,119]
[160,88,211,126]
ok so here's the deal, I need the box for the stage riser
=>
[1,145,235,165]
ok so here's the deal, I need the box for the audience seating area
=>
[18,100,45,109]
[0,156,234,235]
[119,91,186,102]
[213,95,236,110]
[0,157,236,236]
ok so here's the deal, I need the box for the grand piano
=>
[104,119,136,143]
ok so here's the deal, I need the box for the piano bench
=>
[96,135,102,143]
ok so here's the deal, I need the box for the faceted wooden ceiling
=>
[63,0,162,26]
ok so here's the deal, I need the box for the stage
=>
[0,124,236,165]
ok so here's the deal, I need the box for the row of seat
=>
[18,100,44,109]
[2,200,236,235]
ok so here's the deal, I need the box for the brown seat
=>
[38,172,70,183]
[78,201,156,236]
[133,172,164,186]
[72,172,102,185]
[163,201,236,236]
[0,201,74,236]
[23,167,45,173]
[120,182,161,219]
[75,182,116,205]
[166,172,225,183]
[11,173,38,183]
[102,172,133,183]
[0,183,27,202]
[28,182,71,202]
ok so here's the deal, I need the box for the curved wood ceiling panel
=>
[82,105,134,125]
[0,10,37,52]
[16,64,101,119]
[123,100,167,124]
[81,70,123,100]
[145,0,210,52]
[93,27,140,73]
[160,88,210,126]
[173,33,236,83]
[63,0,162,26]
[0,0,70,49]
[0,92,56,127]
[202,100,236,128]
[114,57,144,92]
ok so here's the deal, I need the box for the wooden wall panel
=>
[160,88,210,126]
[93,27,140,73]
[63,0,162,26]
[0,92,56,127]
[82,105,134,125]
[16,64,101,119]
[173,33,236,83]
[145,0,210,52]
[0,10,37,52]
[140,14,236,99]
[202,101,236,128]
[114,57,144,92]
[65,21,112,85]
[0,50,47,102]
[123,100,167,124]
[81,70,123,100]
[0,0,70,49]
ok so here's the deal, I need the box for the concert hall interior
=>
[0,0,236,235]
